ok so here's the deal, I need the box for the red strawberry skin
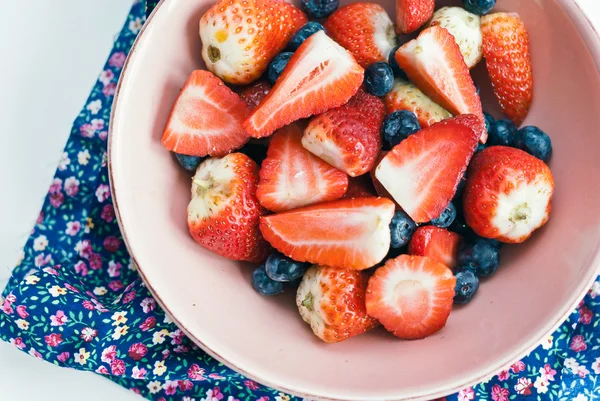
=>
[395,26,486,142]
[302,90,385,177]
[200,0,307,85]
[408,226,462,268]
[375,115,480,223]
[366,255,455,339]
[396,0,435,34]
[256,124,348,212]
[296,265,379,343]
[162,70,250,157]
[260,197,395,270]
[244,31,364,139]
[240,81,271,111]
[481,13,533,125]
[188,153,270,263]
[463,146,554,243]
[324,3,397,68]
[342,175,377,199]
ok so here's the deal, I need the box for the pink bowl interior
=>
[109,0,600,399]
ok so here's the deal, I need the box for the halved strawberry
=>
[395,0,434,34]
[463,146,554,243]
[297,265,378,343]
[260,197,395,270]
[369,151,395,202]
[384,78,452,128]
[481,13,533,125]
[324,3,398,68]
[342,175,377,199]
[427,7,483,69]
[408,226,461,268]
[302,90,385,177]
[200,0,307,85]
[366,255,455,339]
[161,70,250,157]
[256,124,348,212]
[239,81,271,111]
[395,26,486,142]
[188,153,270,263]
[374,115,480,223]
[244,31,364,138]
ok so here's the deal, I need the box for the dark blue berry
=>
[484,111,494,134]
[381,110,421,150]
[267,52,293,85]
[301,0,338,19]
[476,143,487,153]
[364,62,394,96]
[251,265,284,295]
[488,119,517,147]
[516,126,552,162]
[458,238,500,277]
[265,252,309,282]
[388,45,407,79]
[174,153,203,172]
[288,22,325,51]
[462,0,496,16]
[431,202,457,228]
[453,269,480,304]
[389,211,417,249]
[485,238,502,249]
[453,175,467,201]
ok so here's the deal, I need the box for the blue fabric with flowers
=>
[1,2,600,401]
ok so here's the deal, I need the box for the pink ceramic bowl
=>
[109,0,600,399]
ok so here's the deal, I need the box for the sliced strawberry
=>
[260,197,395,270]
[408,226,461,268]
[384,78,452,128]
[374,115,480,223]
[481,13,533,125]
[463,146,554,243]
[200,0,307,85]
[324,3,398,68]
[395,0,434,34]
[297,265,378,343]
[302,90,385,177]
[427,7,483,69]
[188,153,270,263]
[369,151,395,202]
[244,31,364,139]
[161,70,250,157]
[256,124,348,212]
[395,26,486,142]
[366,254,455,339]
[342,175,377,199]
[239,81,271,111]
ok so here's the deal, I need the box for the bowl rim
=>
[108,1,600,400]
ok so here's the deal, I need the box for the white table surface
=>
[0,1,599,400]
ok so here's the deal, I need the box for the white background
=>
[0,1,599,400]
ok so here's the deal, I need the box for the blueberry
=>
[267,52,293,85]
[301,0,338,18]
[389,210,417,249]
[476,143,487,153]
[388,45,407,79]
[485,238,502,249]
[431,202,457,228]
[364,62,395,96]
[484,111,494,134]
[516,126,553,162]
[453,269,480,304]
[488,119,517,147]
[453,175,467,201]
[174,153,203,172]
[458,238,500,277]
[462,0,496,15]
[382,110,421,150]
[265,252,309,282]
[288,22,325,51]
[251,265,284,295]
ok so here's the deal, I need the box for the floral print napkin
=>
[1,1,600,401]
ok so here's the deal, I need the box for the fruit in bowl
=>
[109,0,600,399]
